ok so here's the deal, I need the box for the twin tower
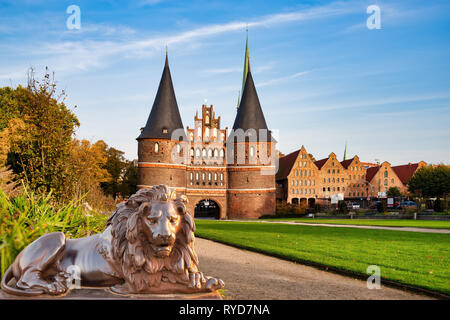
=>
[136,40,276,219]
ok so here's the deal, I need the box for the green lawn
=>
[259,218,450,229]
[195,220,450,296]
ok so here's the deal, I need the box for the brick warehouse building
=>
[137,43,276,219]
[276,144,427,207]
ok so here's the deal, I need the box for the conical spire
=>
[343,141,349,161]
[238,30,250,109]
[232,70,271,141]
[137,52,185,140]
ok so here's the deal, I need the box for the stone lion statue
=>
[1,185,224,296]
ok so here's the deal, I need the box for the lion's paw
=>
[205,277,225,291]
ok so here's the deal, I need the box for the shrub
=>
[337,200,348,214]
[0,188,108,278]
[377,201,387,213]
[433,198,443,212]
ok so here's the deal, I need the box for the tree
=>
[118,161,138,198]
[100,146,127,198]
[69,139,111,200]
[386,187,401,198]
[408,165,450,197]
[2,68,80,200]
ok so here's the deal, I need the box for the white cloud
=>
[258,71,309,87]
[1,1,358,77]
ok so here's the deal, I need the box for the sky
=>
[0,0,449,165]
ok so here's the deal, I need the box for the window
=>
[384,171,388,178]
[154,142,159,153]
[384,179,388,186]
[332,169,335,174]
[205,115,209,124]
[202,172,205,181]
[220,173,224,181]
[197,127,201,137]
[190,172,193,180]
[196,148,201,158]
[195,172,199,180]
[299,161,302,167]
[220,149,225,158]
[208,172,212,181]
[328,169,330,173]
[202,148,207,158]
[205,127,209,138]
[391,179,394,183]
[337,187,340,191]
[250,146,255,157]
[190,148,194,157]
[214,172,218,180]
[208,149,213,158]
[337,169,340,173]
[214,149,219,158]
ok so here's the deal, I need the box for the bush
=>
[433,198,443,212]
[337,200,348,214]
[377,201,387,213]
[0,188,108,278]
[276,202,306,216]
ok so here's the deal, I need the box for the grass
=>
[195,219,450,296]
[0,188,108,278]
[258,218,450,230]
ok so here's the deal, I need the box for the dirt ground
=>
[195,238,433,300]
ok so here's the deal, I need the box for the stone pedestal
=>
[0,288,222,300]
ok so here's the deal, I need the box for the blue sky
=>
[0,0,449,165]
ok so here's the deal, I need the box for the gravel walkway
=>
[195,238,433,300]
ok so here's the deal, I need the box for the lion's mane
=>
[106,185,199,292]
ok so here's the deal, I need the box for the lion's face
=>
[141,201,181,258]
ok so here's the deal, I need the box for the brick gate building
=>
[136,43,276,219]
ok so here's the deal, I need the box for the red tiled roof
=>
[392,163,421,185]
[314,158,328,170]
[276,149,300,181]
[340,157,355,169]
[366,166,379,182]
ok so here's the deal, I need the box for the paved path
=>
[238,220,450,234]
[195,238,433,300]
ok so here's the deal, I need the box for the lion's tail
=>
[1,265,44,297]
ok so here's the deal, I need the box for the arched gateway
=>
[194,199,220,219]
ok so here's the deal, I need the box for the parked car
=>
[348,202,360,209]
[306,213,315,218]
[399,201,418,208]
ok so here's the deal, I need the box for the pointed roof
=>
[137,52,185,140]
[343,142,349,161]
[276,149,301,181]
[366,166,380,182]
[340,157,355,169]
[238,31,250,109]
[232,70,272,141]
[392,162,426,185]
[314,158,328,170]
